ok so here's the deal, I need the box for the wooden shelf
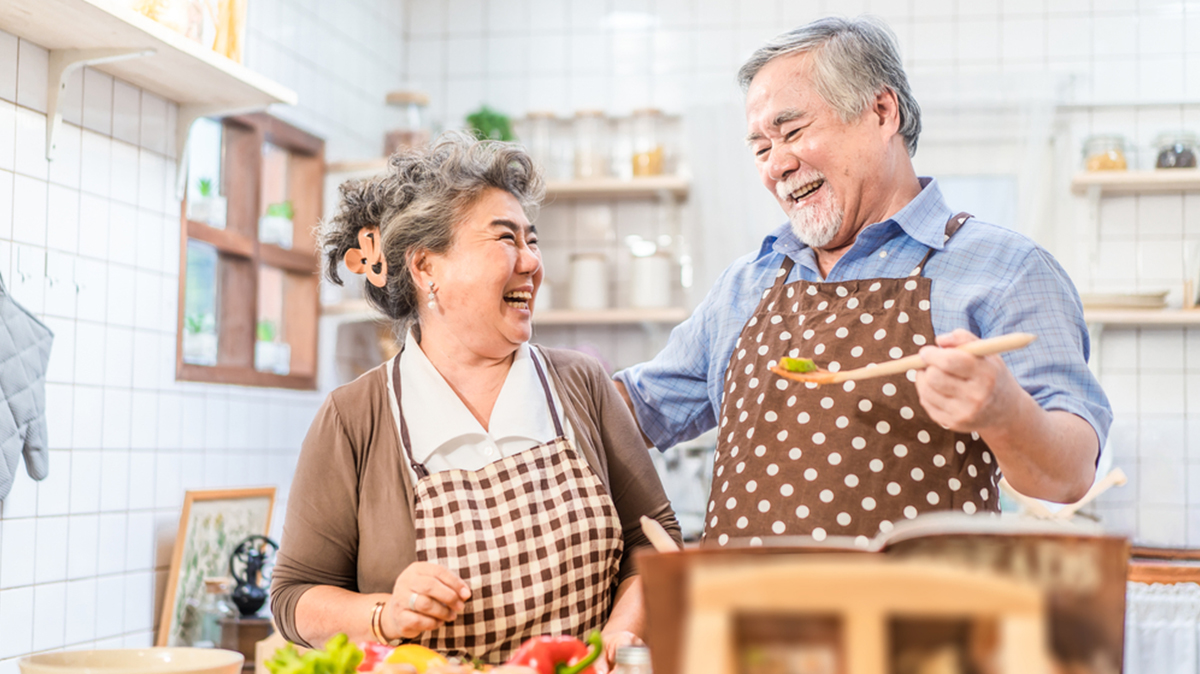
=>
[1084,308,1200,326]
[544,176,689,199]
[1071,169,1200,196]
[321,300,689,326]
[0,0,296,109]
[325,158,389,174]
[325,158,690,200]
[534,307,689,325]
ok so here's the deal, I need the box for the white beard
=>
[777,176,842,249]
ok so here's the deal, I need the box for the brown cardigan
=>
[270,346,683,646]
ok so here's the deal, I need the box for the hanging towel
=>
[0,271,53,500]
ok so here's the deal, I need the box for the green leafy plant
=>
[256,319,276,342]
[185,313,216,335]
[197,177,213,197]
[265,201,294,219]
[466,105,514,141]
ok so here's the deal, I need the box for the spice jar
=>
[1082,134,1128,171]
[384,90,431,156]
[573,110,610,179]
[1154,132,1198,169]
[631,108,665,176]
[612,646,653,674]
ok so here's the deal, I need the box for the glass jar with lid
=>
[520,111,573,180]
[631,108,665,177]
[612,645,653,674]
[1154,132,1198,169]
[384,90,431,156]
[1082,134,1128,171]
[574,110,610,180]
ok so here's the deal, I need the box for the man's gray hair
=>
[737,16,921,156]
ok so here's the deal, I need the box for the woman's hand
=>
[383,562,472,640]
[597,629,642,672]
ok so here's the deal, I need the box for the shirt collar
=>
[762,177,953,261]
[398,331,551,462]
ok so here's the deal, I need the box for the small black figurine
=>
[229,534,279,618]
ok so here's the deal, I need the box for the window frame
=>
[175,113,325,390]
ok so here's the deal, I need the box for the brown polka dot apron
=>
[704,213,1000,547]
[389,348,623,663]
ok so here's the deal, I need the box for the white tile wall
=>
[0,0,401,666]
[403,0,1200,547]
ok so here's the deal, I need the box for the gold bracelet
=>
[370,601,400,646]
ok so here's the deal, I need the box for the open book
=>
[640,512,1129,674]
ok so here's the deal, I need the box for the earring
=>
[426,281,437,309]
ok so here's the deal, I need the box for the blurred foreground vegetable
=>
[266,634,364,674]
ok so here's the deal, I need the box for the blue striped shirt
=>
[615,178,1112,453]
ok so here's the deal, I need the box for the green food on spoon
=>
[780,357,818,373]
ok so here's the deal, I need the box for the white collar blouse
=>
[387,330,574,481]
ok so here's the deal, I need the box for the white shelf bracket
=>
[47,48,155,160]
[174,103,268,199]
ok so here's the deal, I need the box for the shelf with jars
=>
[1070,169,1200,196]
[1073,132,1199,196]
[0,0,296,169]
[1071,132,1200,337]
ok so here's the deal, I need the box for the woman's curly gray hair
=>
[320,130,545,329]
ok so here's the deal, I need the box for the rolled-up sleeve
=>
[589,362,683,582]
[614,283,728,450]
[269,396,362,647]
[980,247,1113,452]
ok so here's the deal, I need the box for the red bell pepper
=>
[504,631,603,674]
[356,642,393,672]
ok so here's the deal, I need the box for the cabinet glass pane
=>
[185,117,227,229]
[183,240,220,366]
[255,265,288,375]
[258,142,294,249]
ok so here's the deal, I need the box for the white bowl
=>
[19,648,244,674]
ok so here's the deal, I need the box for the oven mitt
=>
[0,271,54,501]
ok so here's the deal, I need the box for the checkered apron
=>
[388,349,623,663]
[704,213,1000,547]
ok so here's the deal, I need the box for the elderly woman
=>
[270,131,681,667]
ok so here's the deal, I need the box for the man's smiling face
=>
[745,51,893,251]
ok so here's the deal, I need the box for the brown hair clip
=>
[343,227,388,288]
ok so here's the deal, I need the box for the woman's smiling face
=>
[419,187,543,359]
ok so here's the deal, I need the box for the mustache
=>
[775,172,826,200]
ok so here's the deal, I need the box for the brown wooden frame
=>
[156,486,277,646]
[176,113,324,389]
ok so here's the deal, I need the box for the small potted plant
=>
[187,177,227,229]
[254,320,291,375]
[258,201,294,249]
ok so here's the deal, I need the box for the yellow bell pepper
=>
[383,645,448,673]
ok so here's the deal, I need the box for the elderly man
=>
[615,16,1111,546]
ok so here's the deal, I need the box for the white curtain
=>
[1125,582,1200,674]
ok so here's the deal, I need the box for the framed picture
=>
[157,487,276,647]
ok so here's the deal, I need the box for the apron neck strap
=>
[529,346,565,439]
[913,211,972,277]
[391,353,429,479]
[392,345,566,479]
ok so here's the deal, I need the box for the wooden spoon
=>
[768,332,1037,386]
[640,515,682,552]
[1053,467,1128,520]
